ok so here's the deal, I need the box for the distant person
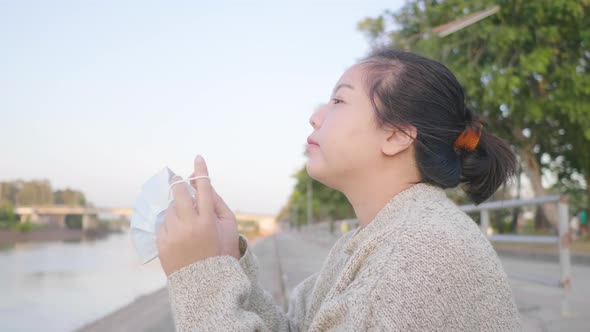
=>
[156,50,521,331]
[570,213,580,241]
[340,219,350,235]
[580,209,588,239]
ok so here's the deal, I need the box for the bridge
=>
[14,206,277,233]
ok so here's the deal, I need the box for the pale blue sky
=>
[0,0,404,215]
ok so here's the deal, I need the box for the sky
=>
[0,0,405,215]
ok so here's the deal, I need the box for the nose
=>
[309,104,326,129]
[309,114,317,128]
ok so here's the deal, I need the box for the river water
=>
[0,232,167,331]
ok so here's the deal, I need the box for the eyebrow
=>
[332,83,354,95]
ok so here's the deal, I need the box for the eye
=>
[331,98,343,104]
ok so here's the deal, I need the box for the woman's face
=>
[306,63,385,190]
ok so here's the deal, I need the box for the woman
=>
[156,50,522,331]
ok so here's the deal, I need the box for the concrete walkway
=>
[80,227,590,331]
[78,230,330,332]
[504,257,590,331]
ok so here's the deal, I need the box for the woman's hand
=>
[156,155,240,277]
[195,180,240,263]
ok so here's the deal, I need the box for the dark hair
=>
[361,49,516,204]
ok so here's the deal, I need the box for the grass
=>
[0,220,43,232]
[493,240,590,256]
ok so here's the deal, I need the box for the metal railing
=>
[460,195,571,316]
[329,195,572,316]
[300,194,572,316]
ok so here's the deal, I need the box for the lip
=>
[307,137,319,146]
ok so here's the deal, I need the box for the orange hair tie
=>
[453,126,482,152]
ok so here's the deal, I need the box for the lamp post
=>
[307,177,313,224]
[391,6,500,50]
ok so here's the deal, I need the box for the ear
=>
[381,124,417,156]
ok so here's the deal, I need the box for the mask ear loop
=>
[168,176,211,201]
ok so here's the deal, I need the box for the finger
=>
[189,172,198,191]
[170,175,196,221]
[156,219,167,237]
[212,187,234,220]
[187,172,200,211]
[188,172,211,195]
[156,210,171,247]
[159,204,174,232]
[161,202,177,230]
[193,155,214,218]
[156,218,167,247]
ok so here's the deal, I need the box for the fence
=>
[296,194,572,316]
[460,195,571,316]
[318,194,572,316]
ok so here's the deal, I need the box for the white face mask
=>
[130,167,206,264]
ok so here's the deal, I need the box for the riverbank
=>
[77,287,173,332]
[78,232,267,332]
[0,228,121,249]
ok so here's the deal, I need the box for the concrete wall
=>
[36,214,66,228]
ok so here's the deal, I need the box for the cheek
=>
[320,112,380,168]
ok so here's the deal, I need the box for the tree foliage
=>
[277,166,355,224]
[54,188,87,206]
[0,180,87,206]
[281,0,590,224]
[358,0,590,218]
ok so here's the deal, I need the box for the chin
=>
[306,158,326,182]
[306,160,341,191]
[305,160,318,179]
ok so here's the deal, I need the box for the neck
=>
[342,169,420,229]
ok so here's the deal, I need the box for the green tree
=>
[358,0,590,225]
[54,188,87,206]
[278,166,355,226]
[0,181,20,204]
[0,200,16,224]
[16,180,54,205]
[1,180,89,207]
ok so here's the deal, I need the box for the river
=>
[0,231,167,331]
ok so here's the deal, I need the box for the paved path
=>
[80,227,590,331]
[504,257,590,332]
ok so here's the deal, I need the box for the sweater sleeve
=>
[166,234,317,332]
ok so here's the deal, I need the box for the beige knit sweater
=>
[166,183,522,331]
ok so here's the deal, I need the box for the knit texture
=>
[166,183,522,331]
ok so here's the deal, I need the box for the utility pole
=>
[290,203,297,230]
[511,159,523,232]
[307,177,313,224]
